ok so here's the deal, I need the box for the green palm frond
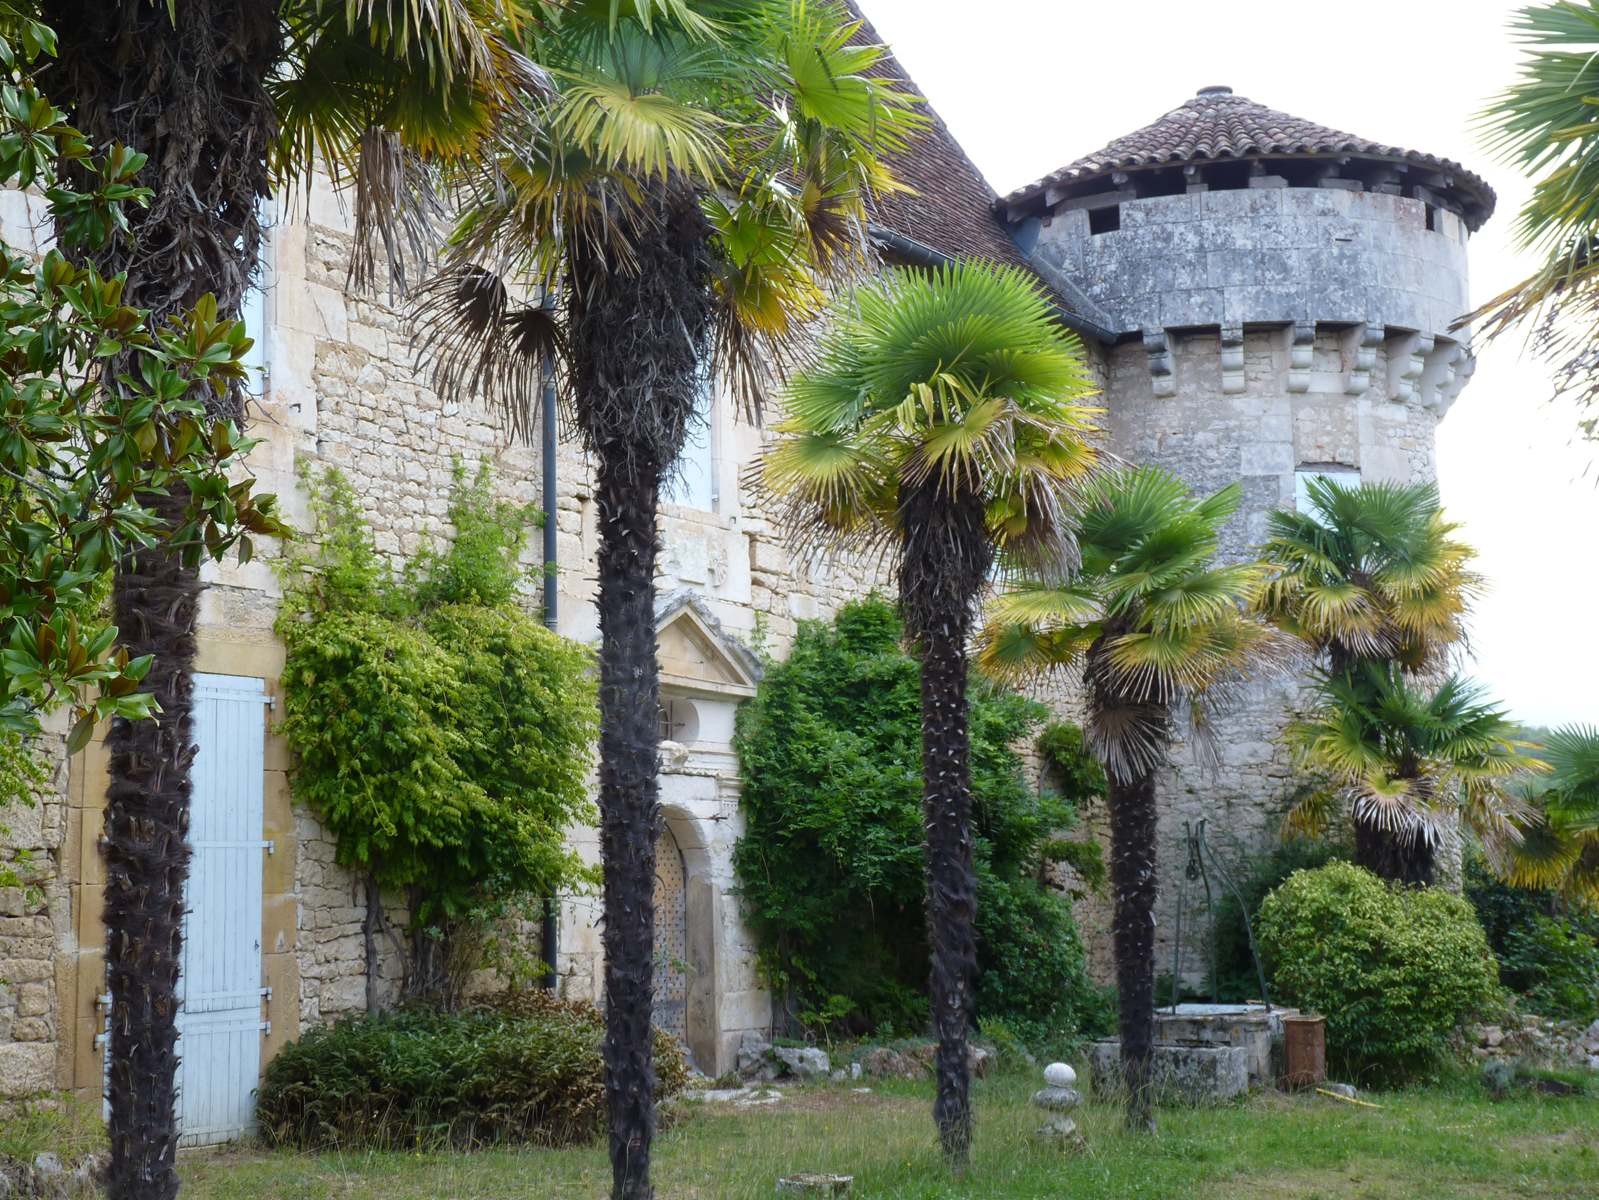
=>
[1258,476,1476,670]
[1290,665,1544,858]
[273,0,542,294]
[421,0,921,425]
[1468,1,1599,437]
[979,466,1284,783]
[761,261,1100,573]
[1545,723,1599,829]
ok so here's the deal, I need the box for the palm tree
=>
[413,6,920,1195]
[1501,725,1599,900]
[978,467,1285,1133]
[1256,476,1491,880]
[1282,666,1539,886]
[35,5,534,1196]
[1466,0,1599,441]
[761,261,1099,1163]
[1256,476,1478,676]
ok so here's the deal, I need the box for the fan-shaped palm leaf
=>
[1465,1,1599,437]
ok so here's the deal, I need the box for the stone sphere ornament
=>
[1033,1062,1086,1151]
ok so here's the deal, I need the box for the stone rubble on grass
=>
[682,1085,788,1107]
[776,1173,852,1196]
[1320,1082,1358,1100]
[0,1151,104,1199]
[1466,1013,1599,1071]
[774,1045,831,1081]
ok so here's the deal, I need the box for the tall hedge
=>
[733,598,1107,1045]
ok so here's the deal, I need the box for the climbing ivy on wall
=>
[277,464,598,1006]
[733,598,1110,1046]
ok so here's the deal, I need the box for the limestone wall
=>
[1049,326,1452,989]
[0,726,68,1098]
[1029,185,1471,337]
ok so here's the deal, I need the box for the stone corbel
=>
[1286,322,1316,393]
[1144,329,1176,398]
[1343,322,1384,396]
[1386,331,1433,403]
[1220,325,1246,395]
[1441,344,1477,413]
[1419,337,1470,414]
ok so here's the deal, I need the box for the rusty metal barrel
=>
[1281,1014,1327,1089]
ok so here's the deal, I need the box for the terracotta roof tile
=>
[1003,86,1495,227]
[846,7,1032,272]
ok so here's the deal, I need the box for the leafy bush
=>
[734,598,1109,1045]
[278,466,598,1003]
[1465,851,1599,1022]
[256,992,689,1150]
[1257,862,1501,1080]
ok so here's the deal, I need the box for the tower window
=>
[1294,466,1361,523]
[1089,205,1121,235]
[1425,204,1438,232]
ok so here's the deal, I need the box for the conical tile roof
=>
[1002,86,1495,228]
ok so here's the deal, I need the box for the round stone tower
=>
[996,87,1497,978]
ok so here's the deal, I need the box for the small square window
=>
[1089,205,1121,235]
[1294,466,1360,524]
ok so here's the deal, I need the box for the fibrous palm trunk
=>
[566,184,715,1200]
[1106,767,1160,1133]
[1354,817,1435,887]
[899,485,991,1168]
[43,6,277,1198]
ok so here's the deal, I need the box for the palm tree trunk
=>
[899,485,990,1168]
[1107,767,1160,1133]
[1354,818,1435,887]
[565,183,715,1200]
[593,447,664,1200]
[101,489,200,1200]
[43,7,277,1197]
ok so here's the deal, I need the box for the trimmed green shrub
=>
[1257,862,1501,1080]
[733,598,1109,1047]
[256,992,689,1150]
[1465,850,1599,1022]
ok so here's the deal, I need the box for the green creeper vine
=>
[277,463,598,1007]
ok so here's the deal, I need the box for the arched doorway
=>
[652,825,689,1045]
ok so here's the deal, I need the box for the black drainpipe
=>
[540,319,560,992]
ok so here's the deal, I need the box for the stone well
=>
[1089,1003,1298,1103]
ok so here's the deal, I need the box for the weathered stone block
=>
[1087,1039,1249,1104]
[0,1043,54,1096]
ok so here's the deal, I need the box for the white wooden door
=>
[176,673,269,1146]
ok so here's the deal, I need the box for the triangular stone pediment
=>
[656,593,760,699]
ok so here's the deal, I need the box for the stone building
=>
[0,24,1492,1142]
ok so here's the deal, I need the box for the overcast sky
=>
[861,0,1599,728]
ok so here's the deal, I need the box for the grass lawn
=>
[179,1073,1599,1199]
